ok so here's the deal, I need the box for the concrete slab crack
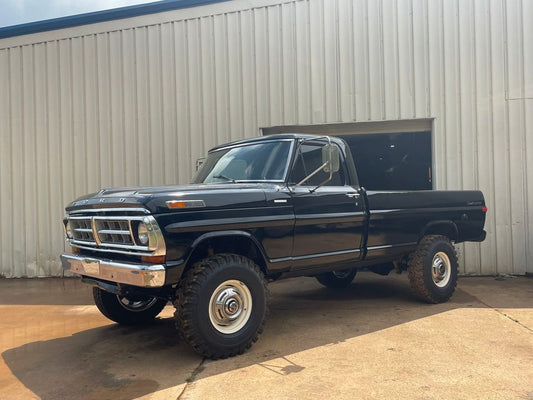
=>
[177,358,206,400]
[474,298,533,333]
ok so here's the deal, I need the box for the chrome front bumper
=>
[61,253,166,287]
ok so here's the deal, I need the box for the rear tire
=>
[174,254,268,359]
[408,235,458,303]
[315,268,357,289]
[93,287,167,325]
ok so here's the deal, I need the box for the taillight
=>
[482,206,488,213]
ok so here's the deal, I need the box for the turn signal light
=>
[167,201,187,208]
[166,200,206,209]
[142,255,165,264]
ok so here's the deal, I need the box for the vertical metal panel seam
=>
[365,0,371,119]
[455,0,465,270]
[170,21,178,181]
[306,0,312,123]
[502,0,515,272]
[334,0,341,122]
[278,4,285,124]
[184,20,192,173]
[250,10,258,128]
[266,9,272,125]
[238,11,245,134]
[147,26,155,183]
[291,1,299,123]
[56,40,66,267]
[43,42,51,275]
[394,0,401,119]
[518,0,527,273]
[471,0,482,273]
[132,28,140,185]
[227,12,234,139]
[320,0,327,122]
[440,0,447,188]
[22,44,29,275]
[350,0,356,119]
[6,49,13,274]
[125,29,133,184]
[409,0,416,118]
[379,0,385,120]
[210,17,219,143]
[105,32,114,184]
[487,0,498,272]
[424,0,431,116]
[94,35,102,189]
[521,0,530,269]
[456,0,464,191]
[199,17,206,150]
[68,38,75,219]
[156,25,163,182]
[81,37,88,193]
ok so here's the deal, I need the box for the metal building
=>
[0,0,531,277]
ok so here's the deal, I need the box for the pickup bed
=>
[61,134,487,358]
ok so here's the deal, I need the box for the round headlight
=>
[65,220,73,239]
[137,222,149,245]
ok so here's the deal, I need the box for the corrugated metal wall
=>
[0,0,531,277]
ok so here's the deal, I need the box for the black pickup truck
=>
[61,134,486,358]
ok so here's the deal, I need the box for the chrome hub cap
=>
[432,252,451,287]
[117,296,158,312]
[209,280,252,334]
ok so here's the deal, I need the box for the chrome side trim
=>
[270,248,360,263]
[366,242,418,250]
[61,253,165,287]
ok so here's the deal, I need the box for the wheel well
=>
[186,235,268,274]
[420,221,458,242]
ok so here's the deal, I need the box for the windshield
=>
[193,140,293,183]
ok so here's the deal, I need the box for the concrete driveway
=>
[0,273,531,400]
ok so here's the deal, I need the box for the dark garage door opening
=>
[261,120,434,191]
[340,131,432,191]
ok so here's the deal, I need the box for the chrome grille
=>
[65,211,166,257]
[94,219,134,245]
[70,218,94,242]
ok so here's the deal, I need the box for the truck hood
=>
[66,183,277,214]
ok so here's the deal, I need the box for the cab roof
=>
[208,134,346,153]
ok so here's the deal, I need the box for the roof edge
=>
[0,0,230,39]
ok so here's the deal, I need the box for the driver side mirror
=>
[322,144,340,173]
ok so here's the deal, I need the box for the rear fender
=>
[420,221,458,242]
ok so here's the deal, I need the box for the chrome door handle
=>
[346,193,360,199]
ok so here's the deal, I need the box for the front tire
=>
[408,235,459,303]
[315,268,357,289]
[93,287,167,324]
[174,254,268,359]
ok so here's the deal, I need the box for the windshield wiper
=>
[213,174,236,183]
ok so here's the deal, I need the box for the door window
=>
[290,143,345,186]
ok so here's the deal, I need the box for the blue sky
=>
[0,0,157,28]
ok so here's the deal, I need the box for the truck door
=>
[289,141,365,269]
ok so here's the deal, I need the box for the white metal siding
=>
[0,0,531,277]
